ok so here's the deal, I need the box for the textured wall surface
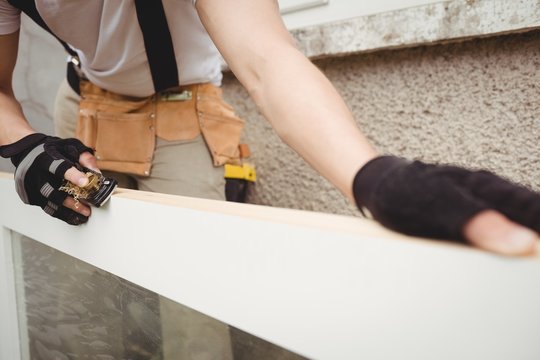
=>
[223,29,540,216]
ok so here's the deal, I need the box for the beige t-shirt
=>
[0,0,222,97]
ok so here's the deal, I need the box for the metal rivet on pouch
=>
[144,171,149,176]
[149,113,156,119]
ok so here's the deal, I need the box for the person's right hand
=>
[0,133,98,225]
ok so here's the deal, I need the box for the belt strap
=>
[134,0,180,93]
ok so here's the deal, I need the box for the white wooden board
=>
[1,173,539,360]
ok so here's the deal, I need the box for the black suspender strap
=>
[134,0,180,93]
[9,0,180,94]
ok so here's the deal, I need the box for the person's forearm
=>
[0,89,36,146]
[0,31,35,146]
[239,45,377,201]
[197,0,376,201]
[198,0,539,255]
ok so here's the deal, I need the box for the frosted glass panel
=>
[11,233,306,360]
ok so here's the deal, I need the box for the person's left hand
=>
[353,156,539,256]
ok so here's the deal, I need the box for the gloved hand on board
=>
[353,155,540,253]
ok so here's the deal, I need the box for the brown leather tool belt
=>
[76,80,244,176]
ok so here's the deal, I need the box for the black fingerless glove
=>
[0,133,94,225]
[353,156,540,241]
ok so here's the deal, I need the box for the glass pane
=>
[11,233,306,360]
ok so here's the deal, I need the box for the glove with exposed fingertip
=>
[353,156,540,241]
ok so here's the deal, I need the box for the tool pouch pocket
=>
[94,112,155,176]
[76,81,156,176]
[196,85,244,166]
[155,93,200,141]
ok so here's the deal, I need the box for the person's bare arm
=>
[0,31,35,145]
[196,0,538,255]
[0,31,95,218]
[196,0,377,202]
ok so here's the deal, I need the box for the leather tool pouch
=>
[195,84,244,166]
[76,81,244,176]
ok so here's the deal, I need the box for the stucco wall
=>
[223,29,540,216]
